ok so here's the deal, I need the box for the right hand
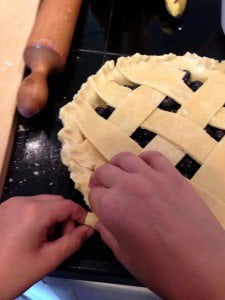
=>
[89,151,225,300]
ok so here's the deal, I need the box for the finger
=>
[27,194,66,202]
[89,163,125,188]
[95,222,119,254]
[63,220,76,235]
[8,194,66,204]
[43,225,94,268]
[139,151,177,174]
[109,151,149,173]
[42,200,89,227]
[88,186,108,215]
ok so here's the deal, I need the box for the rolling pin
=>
[17,0,82,117]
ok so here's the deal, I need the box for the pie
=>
[58,52,225,228]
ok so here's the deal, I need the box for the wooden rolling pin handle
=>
[17,71,48,118]
[17,67,49,118]
[17,0,83,118]
[17,45,64,117]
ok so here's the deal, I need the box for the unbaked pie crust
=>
[58,52,225,228]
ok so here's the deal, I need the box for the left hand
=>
[0,195,94,300]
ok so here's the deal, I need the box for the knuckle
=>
[24,202,40,219]
[54,195,66,201]
[7,196,17,202]
[95,163,110,176]
[63,199,73,207]
[141,150,163,160]
[111,151,134,163]
[61,199,75,212]
[39,194,65,201]
[6,196,24,205]
[149,151,166,160]
[3,197,26,211]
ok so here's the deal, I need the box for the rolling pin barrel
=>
[17,0,82,117]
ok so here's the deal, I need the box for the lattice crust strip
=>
[116,55,193,104]
[209,107,225,129]
[142,109,217,164]
[192,138,225,204]
[108,86,165,135]
[178,70,225,127]
[58,52,225,228]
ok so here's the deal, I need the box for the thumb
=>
[43,225,94,268]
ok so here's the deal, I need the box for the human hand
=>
[0,195,93,300]
[89,151,225,300]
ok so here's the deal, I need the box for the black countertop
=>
[2,0,225,285]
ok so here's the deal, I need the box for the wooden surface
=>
[17,0,83,117]
[0,0,40,197]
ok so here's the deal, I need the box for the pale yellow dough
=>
[58,52,225,229]
[85,212,99,227]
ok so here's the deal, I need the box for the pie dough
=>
[58,52,225,228]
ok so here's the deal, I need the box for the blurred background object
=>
[165,0,187,17]
[222,0,225,34]
[90,0,182,54]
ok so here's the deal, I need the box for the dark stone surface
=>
[2,0,225,285]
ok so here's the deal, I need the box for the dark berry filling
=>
[124,84,141,90]
[95,106,115,119]
[183,70,191,86]
[182,70,203,92]
[189,81,203,92]
[130,128,156,148]
[158,96,181,113]
[205,125,225,142]
[176,155,201,179]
